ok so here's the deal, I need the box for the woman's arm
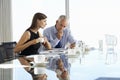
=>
[38,31,52,50]
[14,31,41,53]
[42,37,52,50]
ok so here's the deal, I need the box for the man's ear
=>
[56,20,58,23]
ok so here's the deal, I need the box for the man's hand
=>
[57,30,63,40]
[70,42,76,49]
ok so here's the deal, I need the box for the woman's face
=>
[37,19,47,29]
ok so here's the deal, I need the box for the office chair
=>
[105,34,117,64]
[0,45,6,63]
[0,41,16,63]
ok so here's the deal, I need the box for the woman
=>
[14,13,51,80]
[14,12,51,56]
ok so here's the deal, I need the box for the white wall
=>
[70,0,120,49]
[12,0,65,42]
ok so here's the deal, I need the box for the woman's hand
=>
[31,38,42,45]
[43,37,47,44]
[42,37,52,50]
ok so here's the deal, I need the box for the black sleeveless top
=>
[20,29,41,56]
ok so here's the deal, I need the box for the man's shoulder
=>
[64,28,71,33]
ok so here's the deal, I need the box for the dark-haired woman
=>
[14,12,51,56]
[14,13,51,80]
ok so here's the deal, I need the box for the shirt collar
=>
[53,25,58,34]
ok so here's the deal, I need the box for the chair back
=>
[0,41,16,63]
[105,34,117,52]
[105,34,117,46]
[105,34,117,64]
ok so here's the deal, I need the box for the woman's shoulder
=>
[38,31,43,37]
[22,30,31,38]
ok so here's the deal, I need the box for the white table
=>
[1,49,120,80]
[69,50,120,80]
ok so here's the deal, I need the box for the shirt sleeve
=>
[43,29,60,48]
[67,29,76,44]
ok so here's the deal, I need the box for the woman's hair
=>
[29,12,47,29]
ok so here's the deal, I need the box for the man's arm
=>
[70,42,76,49]
[43,29,60,48]
[67,29,76,49]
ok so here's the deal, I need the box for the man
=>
[43,15,76,49]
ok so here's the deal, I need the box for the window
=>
[12,0,65,42]
[69,0,120,48]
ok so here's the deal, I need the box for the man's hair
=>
[58,15,66,20]
[57,15,67,22]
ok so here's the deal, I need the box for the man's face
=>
[57,19,68,31]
